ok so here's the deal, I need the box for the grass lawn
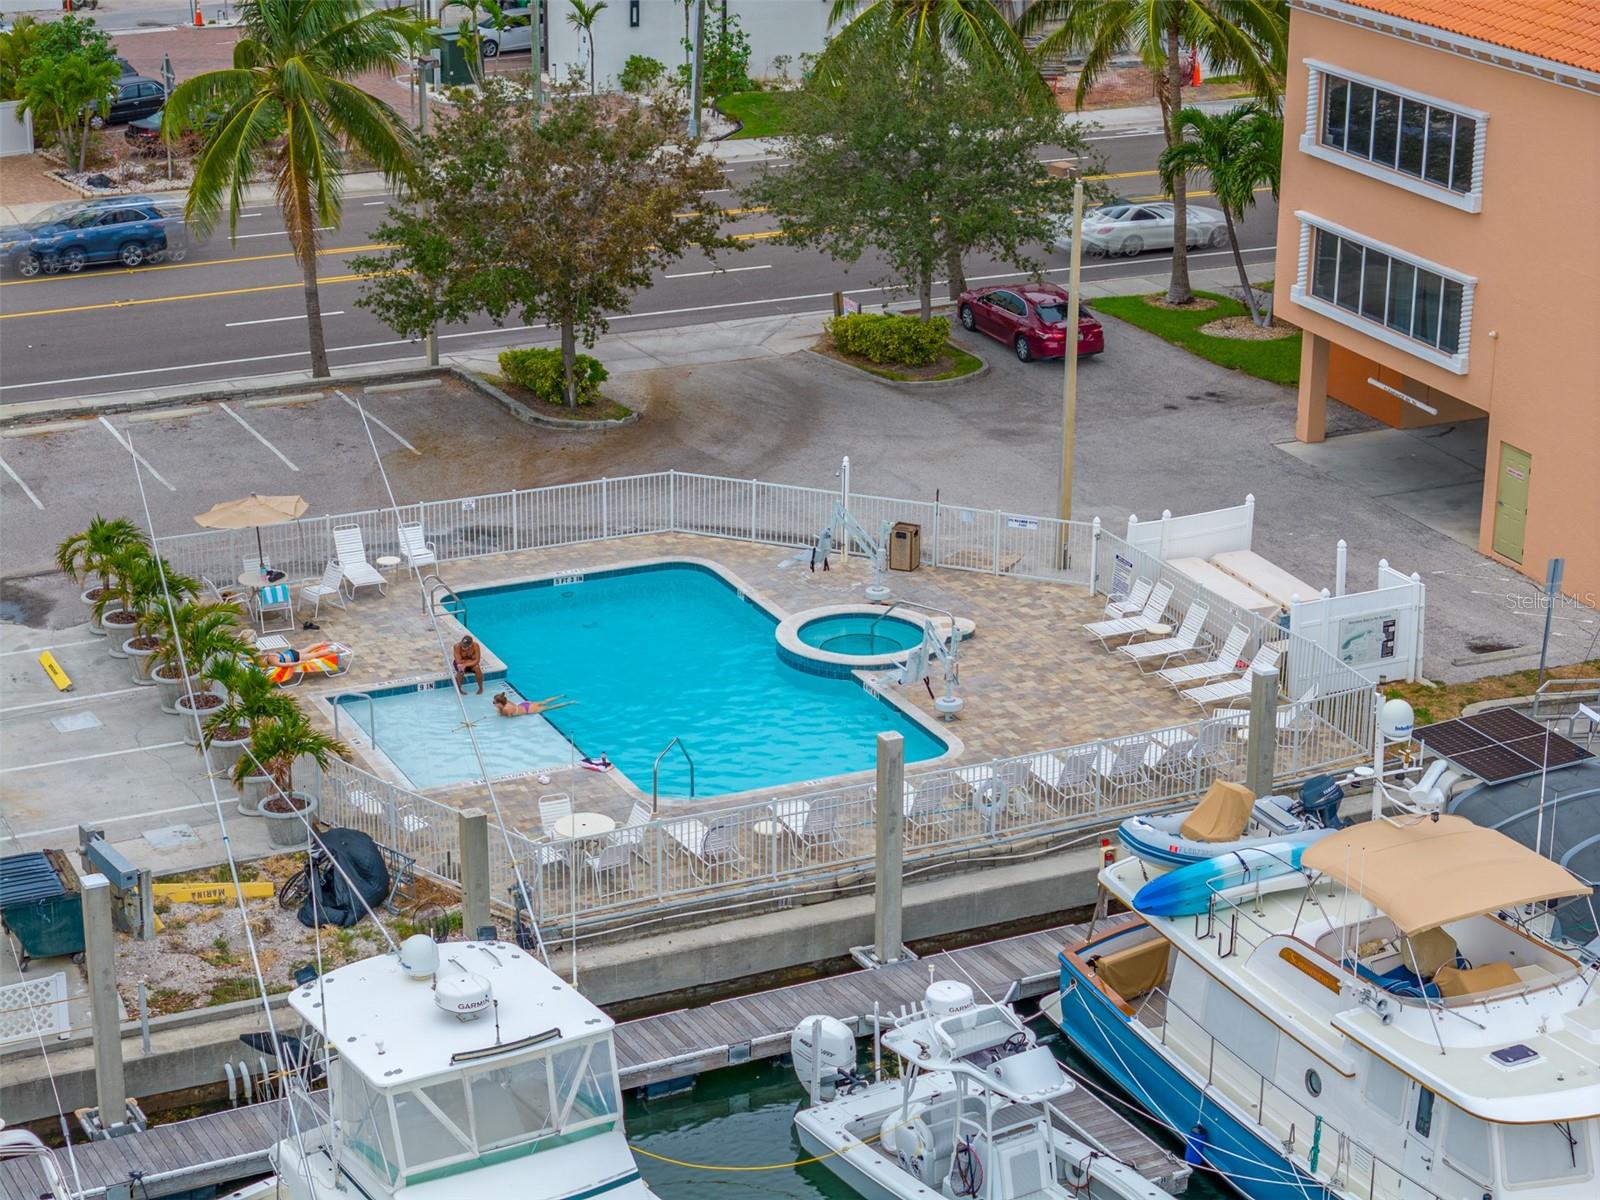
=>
[1386,659,1600,726]
[718,90,797,139]
[1091,291,1301,386]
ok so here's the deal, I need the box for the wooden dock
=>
[0,920,1187,1198]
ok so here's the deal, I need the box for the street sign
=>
[841,296,862,315]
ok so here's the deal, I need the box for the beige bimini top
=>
[1302,814,1587,935]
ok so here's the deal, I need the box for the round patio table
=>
[554,813,616,839]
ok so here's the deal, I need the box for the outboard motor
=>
[1293,775,1347,829]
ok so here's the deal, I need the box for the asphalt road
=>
[0,131,1281,405]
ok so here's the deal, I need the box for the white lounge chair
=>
[1120,601,1209,669]
[332,525,387,598]
[1102,577,1152,620]
[1028,747,1098,812]
[1212,686,1319,729]
[1095,738,1154,800]
[581,842,634,899]
[1083,580,1174,648]
[775,798,846,860]
[1158,625,1249,690]
[398,522,437,569]
[299,562,347,619]
[1181,644,1284,708]
[664,817,741,879]
[610,801,653,855]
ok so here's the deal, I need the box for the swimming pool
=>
[334,682,576,791]
[460,563,949,797]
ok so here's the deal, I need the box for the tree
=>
[56,515,149,592]
[164,0,423,379]
[0,15,47,101]
[14,14,119,170]
[354,80,730,408]
[1158,103,1280,325]
[1022,0,1287,305]
[565,0,608,95]
[743,33,1103,320]
[676,7,751,97]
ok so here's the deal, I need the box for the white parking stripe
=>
[0,740,186,776]
[0,639,98,658]
[338,392,419,454]
[97,416,176,491]
[0,454,43,509]
[225,311,344,327]
[231,226,333,240]
[219,401,299,471]
[664,264,773,279]
[15,798,221,839]
[2,685,143,715]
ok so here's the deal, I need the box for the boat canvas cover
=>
[297,828,391,929]
[1179,780,1253,842]
[1302,814,1587,934]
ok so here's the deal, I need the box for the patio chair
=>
[1101,577,1152,620]
[1146,732,1201,786]
[1212,686,1319,730]
[1083,580,1175,648]
[395,804,431,844]
[538,794,574,836]
[904,780,955,839]
[1157,625,1249,690]
[255,583,295,633]
[1095,737,1154,802]
[299,563,347,619]
[1181,644,1284,708]
[953,760,1029,817]
[201,576,248,607]
[398,522,437,570]
[243,556,272,578]
[582,842,634,900]
[609,801,654,853]
[663,817,742,879]
[332,525,387,598]
[1028,747,1098,812]
[1120,602,1209,669]
[262,641,353,687]
[773,798,841,860]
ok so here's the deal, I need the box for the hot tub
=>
[775,605,928,677]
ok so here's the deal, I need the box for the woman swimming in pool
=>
[492,692,575,718]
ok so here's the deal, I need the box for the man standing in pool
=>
[452,635,484,694]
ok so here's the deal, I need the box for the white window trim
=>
[1301,60,1487,213]
[1290,211,1476,375]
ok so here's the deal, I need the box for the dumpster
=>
[0,850,85,970]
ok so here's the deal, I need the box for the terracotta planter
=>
[83,587,112,637]
[204,724,251,782]
[237,773,273,817]
[101,610,139,658]
[262,791,318,849]
[176,685,225,747]
[124,636,161,684]
[153,664,190,714]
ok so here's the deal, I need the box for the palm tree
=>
[203,658,295,746]
[824,1,1046,102]
[1022,0,1287,305]
[1159,102,1280,325]
[233,705,349,795]
[164,0,424,379]
[56,515,149,597]
[566,0,608,95]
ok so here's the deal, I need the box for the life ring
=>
[974,777,1007,820]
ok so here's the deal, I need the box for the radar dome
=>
[1380,698,1415,742]
[398,934,438,979]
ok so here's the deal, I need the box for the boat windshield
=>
[336,1035,621,1184]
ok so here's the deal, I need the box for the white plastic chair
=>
[1102,577,1152,620]
[538,794,574,836]
[255,583,295,633]
[398,522,437,569]
[332,525,387,598]
[1182,644,1284,708]
[1083,580,1175,647]
[1158,625,1249,690]
[299,562,347,619]
[1120,601,1209,668]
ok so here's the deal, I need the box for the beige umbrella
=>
[194,494,309,571]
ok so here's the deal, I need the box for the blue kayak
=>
[1132,842,1315,918]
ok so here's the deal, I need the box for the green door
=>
[1492,443,1531,563]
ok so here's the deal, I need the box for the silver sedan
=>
[1058,202,1229,257]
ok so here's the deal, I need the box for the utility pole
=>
[532,0,544,123]
[1536,557,1565,689]
[417,53,439,367]
[688,0,706,139]
[1057,179,1085,523]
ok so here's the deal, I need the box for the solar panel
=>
[1413,709,1594,785]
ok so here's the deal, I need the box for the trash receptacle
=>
[890,522,921,571]
[0,850,85,970]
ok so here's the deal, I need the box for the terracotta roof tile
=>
[1341,0,1600,73]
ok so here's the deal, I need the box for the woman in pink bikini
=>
[492,692,573,718]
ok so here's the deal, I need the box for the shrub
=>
[619,53,665,94]
[498,347,609,406]
[827,313,949,367]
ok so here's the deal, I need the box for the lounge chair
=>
[1120,601,1208,669]
[255,583,295,633]
[332,525,387,598]
[1095,737,1154,801]
[775,798,847,860]
[904,781,955,838]
[1157,625,1249,690]
[1102,577,1152,620]
[299,563,347,619]
[262,641,353,686]
[1028,747,1098,812]
[1083,580,1175,648]
[398,522,437,569]
[663,817,741,879]
[1181,644,1284,708]
[1212,686,1320,730]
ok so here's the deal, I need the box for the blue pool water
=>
[797,612,924,655]
[461,563,948,797]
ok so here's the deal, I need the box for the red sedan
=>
[956,282,1104,362]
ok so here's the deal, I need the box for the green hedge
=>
[498,348,609,406]
[826,312,949,367]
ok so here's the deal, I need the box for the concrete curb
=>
[463,370,642,431]
[801,345,992,391]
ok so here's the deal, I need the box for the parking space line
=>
[219,402,299,471]
[0,454,43,509]
[14,798,220,839]
[0,639,98,658]
[0,740,186,776]
[338,392,419,454]
[97,416,177,491]
[2,685,143,715]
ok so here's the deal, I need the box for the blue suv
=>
[0,197,189,276]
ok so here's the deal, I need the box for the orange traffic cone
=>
[1191,59,1202,87]
[194,7,204,26]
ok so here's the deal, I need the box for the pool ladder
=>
[334,692,375,745]
[652,737,695,805]
[423,574,466,622]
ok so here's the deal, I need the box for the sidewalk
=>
[0,171,391,228]
[0,261,1272,427]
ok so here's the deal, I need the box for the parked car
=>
[91,77,166,128]
[0,197,188,277]
[1063,202,1228,257]
[479,12,535,56]
[956,282,1105,362]
[116,57,137,78]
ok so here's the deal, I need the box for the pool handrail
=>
[334,691,376,746]
[868,599,954,646]
[422,573,466,623]
[652,736,696,807]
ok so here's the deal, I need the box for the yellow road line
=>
[0,243,389,289]
[1,273,367,320]
[732,230,782,242]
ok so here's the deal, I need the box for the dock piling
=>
[458,807,491,940]
[1246,667,1280,798]
[873,732,906,966]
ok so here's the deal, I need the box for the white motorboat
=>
[790,979,1172,1200]
[259,933,653,1200]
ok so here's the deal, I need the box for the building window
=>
[1302,62,1485,212]
[1293,216,1475,373]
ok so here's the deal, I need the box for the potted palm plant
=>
[115,556,200,683]
[233,707,349,848]
[91,545,156,661]
[56,516,149,637]
[154,601,249,727]
[203,658,295,810]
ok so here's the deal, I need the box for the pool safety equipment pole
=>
[1057,178,1085,523]
[1245,667,1279,799]
[873,732,906,966]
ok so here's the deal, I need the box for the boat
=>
[1131,841,1316,918]
[1043,813,1600,1200]
[262,932,653,1199]
[1116,778,1341,867]
[0,1126,71,1200]
[790,979,1173,1200]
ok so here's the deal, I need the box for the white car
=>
[1065,202,1229,257]
[479,11,534,57]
